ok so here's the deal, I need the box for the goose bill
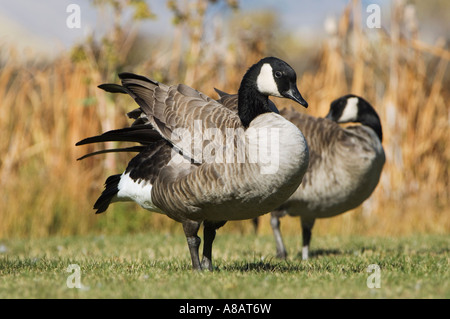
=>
[282,86,308,108]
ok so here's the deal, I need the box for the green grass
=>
[0,233,448,299]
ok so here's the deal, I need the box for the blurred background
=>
[0,0,448,238]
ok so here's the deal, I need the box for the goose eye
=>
[274,71,282,78]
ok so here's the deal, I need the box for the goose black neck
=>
[237,73,272,128]
[359,108,383,142]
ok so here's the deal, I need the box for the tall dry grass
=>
[0,0,448,238]
[264,0,450,237]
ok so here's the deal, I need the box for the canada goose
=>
[270,94,385,260]
[77,57,310,270]
[215,92,385,260]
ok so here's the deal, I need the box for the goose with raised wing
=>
[77,57,310,270]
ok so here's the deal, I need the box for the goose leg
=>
[300,217,315,260]
[270,211,287,259]
[182,220,202,270]
[201,220,226,271]
[252,218,259,234]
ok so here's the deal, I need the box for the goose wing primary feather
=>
[75,125,162,146]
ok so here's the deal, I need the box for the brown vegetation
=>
[0,0,448,238]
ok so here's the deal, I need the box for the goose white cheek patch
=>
[338,97,359,122]
[257,63,282,97]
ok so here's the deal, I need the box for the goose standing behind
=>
[269,95,385,260]
[212,91,385,259]
[77,57,310,270]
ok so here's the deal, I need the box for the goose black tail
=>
[93,174,121,214]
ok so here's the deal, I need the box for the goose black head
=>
[254,57,308,107]
[326,94,383,141]
[238,57,308,127]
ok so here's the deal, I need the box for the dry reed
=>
[0,0,448,238]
